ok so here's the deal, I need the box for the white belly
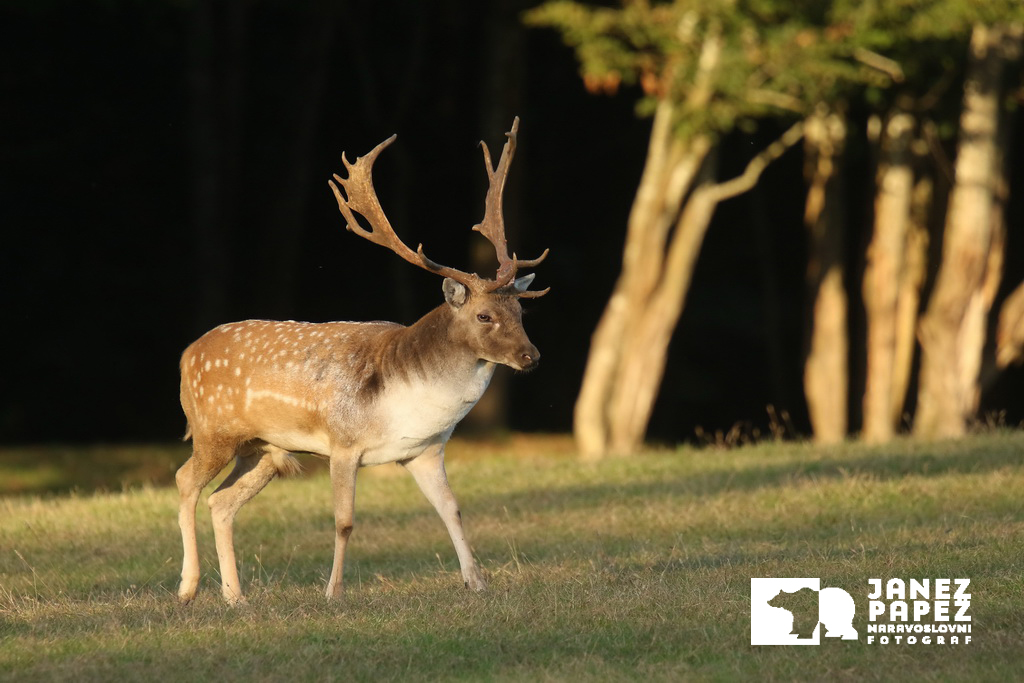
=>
[360,362,495,465]
[260,429,331,456]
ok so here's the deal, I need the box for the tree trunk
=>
[862,106,929,442]
[891,174,930,427]
[803,107,848,444]
[914,24,1022,439]
[574,96,804,458]
[606,155,720,454]
[995,282,1024,370]
[574,100,712,458]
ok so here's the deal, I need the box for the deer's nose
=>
[520,346,540,370]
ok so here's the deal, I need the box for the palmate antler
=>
[328,117,548,297]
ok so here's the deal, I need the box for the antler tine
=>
[515,285,550,299]
[329,135,478,288]
[329,135,397,246]
[473,117,548,290]
[513,248,550,269]
[472,118,517,268]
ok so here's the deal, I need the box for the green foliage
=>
[3,433,1024,680]
[886,0,1024,40]
[831,0,1022,117]
[526,0,1024,137]
[526,0,890,138]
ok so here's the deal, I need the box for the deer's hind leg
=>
[176,436,237,603]
[207,444,289,604]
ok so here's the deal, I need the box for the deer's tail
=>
[271,451,303,478]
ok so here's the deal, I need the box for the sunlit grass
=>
[2,432,1023,680]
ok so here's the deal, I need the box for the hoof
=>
[464,571,488,592]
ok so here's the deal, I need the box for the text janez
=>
[866,578,972,645]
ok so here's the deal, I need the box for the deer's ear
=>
[512,273,536,293]
[443,278,469,308]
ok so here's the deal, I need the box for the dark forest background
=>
[3,0,1022,445]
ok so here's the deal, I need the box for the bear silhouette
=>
[819,586,858,640]
[768,587,820,640]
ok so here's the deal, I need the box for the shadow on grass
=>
[0,443,333,497]
[477,436,1024,517]
[5,433,1020,500]
[0,434,572,497]
[0,444,189,496]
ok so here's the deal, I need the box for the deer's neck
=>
[354,306,493,464]
[386,304,484,384]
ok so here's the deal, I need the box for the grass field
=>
[1,432,1023,681]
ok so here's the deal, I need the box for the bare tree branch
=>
[707,121,805,202]
[853,48,905,82]
[747,89,806,114]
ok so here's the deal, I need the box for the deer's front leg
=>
[326,454,359,600]
[403,444,487,591]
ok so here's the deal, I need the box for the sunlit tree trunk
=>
[574,100,712,458]
[914,24,1022,438]
[892,174,930,427]
[861,107,929,442]
[606,153,720,454]
[995,282,1024,370]
[574,96,804,458]
[803,106,848,444]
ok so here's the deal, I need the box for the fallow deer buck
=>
[176,117,547,603]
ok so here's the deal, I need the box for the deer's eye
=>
[477,313,493,323]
